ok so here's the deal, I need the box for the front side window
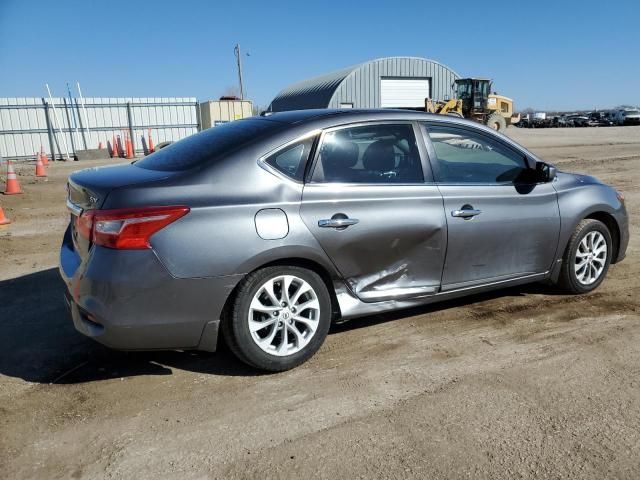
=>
[424,124,529,184]
[264,137,315,181]
[311,123,424,184]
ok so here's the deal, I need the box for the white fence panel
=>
[0,97,199,160]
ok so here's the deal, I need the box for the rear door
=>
[300,122,447,302]
[421,122,561,290]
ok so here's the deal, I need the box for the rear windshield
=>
[136,118,282,171]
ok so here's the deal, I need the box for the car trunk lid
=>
[66,163,177,257]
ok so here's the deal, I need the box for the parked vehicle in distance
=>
[517,113,553,128]
[588,111,614,127]
[60,110,629,371]
[613,108,640,125]
[604,111,617,124]
[568,114,590,127]
[552,115,575,128]
[531,113,549,128]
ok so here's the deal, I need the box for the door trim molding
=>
[439,271,548,294]
[357,284,439,303]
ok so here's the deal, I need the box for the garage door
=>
[380,78,430,108]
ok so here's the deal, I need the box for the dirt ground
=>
[1,126,639,479]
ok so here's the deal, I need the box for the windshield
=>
[455,80,490,100]
[135,118,283,171]
[625,110,640,115]
[456,81,472,99]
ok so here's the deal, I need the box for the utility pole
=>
[234,44,244,100]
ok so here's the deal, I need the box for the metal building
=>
[199,99,253,129]
[269,56,460,112]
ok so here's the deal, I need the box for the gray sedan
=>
[60,110,629,371]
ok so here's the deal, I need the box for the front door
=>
[421,122,561,290]
[300,122,447,302]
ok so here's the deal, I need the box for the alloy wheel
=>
[574,231,607,285]
[248,275,321,356]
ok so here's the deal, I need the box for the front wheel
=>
[557,219,612,294]
[486,112,507,131]
[222,266,332,371]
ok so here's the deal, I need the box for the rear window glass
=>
[135,118,282,171]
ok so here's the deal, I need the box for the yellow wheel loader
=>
[425,78,520,131]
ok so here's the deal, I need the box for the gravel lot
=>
[1,126,639,479]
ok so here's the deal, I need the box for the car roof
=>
[257,108,541,164]
[260,108,507,136]
[262,108,456,125]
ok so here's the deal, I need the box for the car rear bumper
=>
[59,225,242,352]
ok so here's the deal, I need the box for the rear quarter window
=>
[136,118,282,172]
[264,136,316,181]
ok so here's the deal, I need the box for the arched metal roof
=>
[268,56,460,112]
[268,65,356,111]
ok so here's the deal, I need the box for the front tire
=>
[557,219,612,294]
[487,112,507,131]
[222,266,332,372]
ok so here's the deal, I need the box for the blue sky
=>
[0,0,638,111]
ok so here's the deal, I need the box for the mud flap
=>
[547,258,563,285]
[197,320,221,352]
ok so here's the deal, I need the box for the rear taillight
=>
[77,206,189,249]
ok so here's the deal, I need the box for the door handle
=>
[451,208,482,219]
[318,218,359,228]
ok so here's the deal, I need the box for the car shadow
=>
[0,268,564,384]
[0,268,261,385]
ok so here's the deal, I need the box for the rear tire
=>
[222,266,332,372]
[486,112,507,131]
[557,219,612,294]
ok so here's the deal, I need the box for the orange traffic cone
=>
[35,155,47,177]
[116,135,124,158]
[98,141,104,149]
[39,146,49,166]
[112,135,118,158]
[148,129,154,153]
[0,205,10,225]
[3,161,22,195]
[125,134,134,159]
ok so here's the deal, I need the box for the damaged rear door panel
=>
[301,184,447,301]
[300,121,447,303]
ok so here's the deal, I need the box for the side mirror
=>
[536,161,557,182]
